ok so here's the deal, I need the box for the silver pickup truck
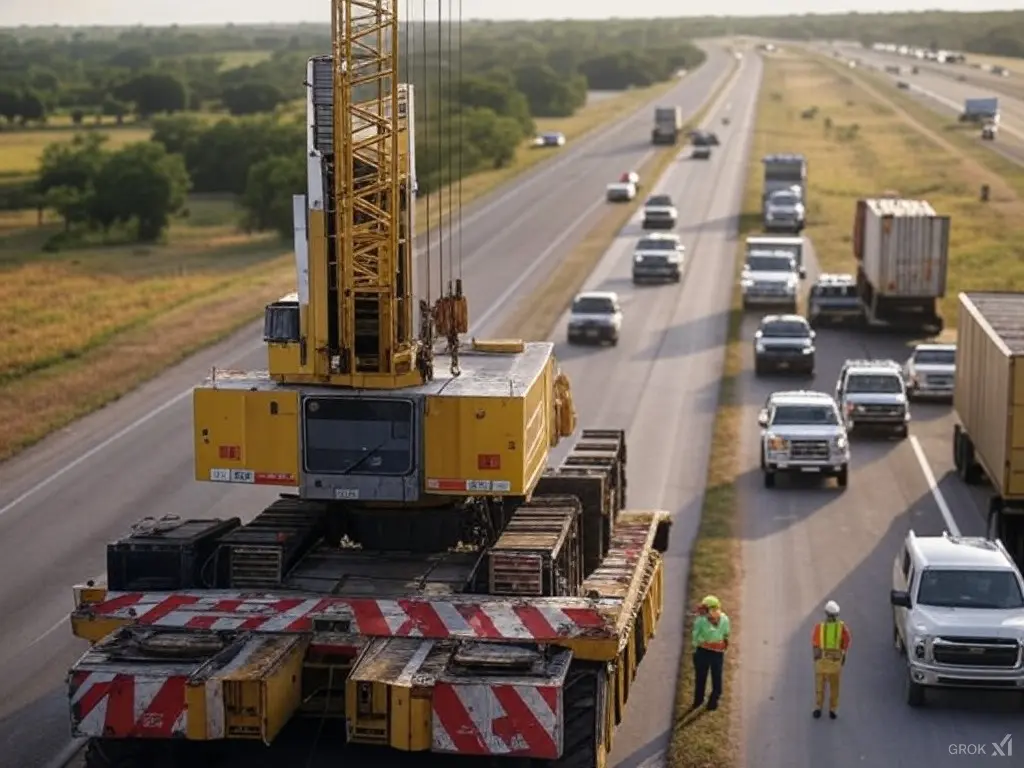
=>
[758,390,850,488]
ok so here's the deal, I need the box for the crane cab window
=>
[303,397,414,476]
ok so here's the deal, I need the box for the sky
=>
[0,1,1021,28]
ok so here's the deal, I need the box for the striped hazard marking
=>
[431,682,562,758]
[69,671,189,738]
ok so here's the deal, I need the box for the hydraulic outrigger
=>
[64,1,671,765]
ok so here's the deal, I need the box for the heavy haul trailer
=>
[952,292,1024,568]
[62,0,671,765]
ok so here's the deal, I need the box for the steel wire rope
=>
[456,0,463,280]
[436,0,445,296]
[420,0,431,306]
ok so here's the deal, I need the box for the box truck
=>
[652,106,684,145]
[852,198,949,334]
[953,292,1024,568]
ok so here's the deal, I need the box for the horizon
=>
[1,2,1022,29]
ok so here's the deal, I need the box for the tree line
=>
[0,22,703,125]
[1,21,706,245]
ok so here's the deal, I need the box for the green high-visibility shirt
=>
[693,613,731,650]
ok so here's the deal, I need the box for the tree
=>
[114,73,188,117]
[44,185,93,232]
[90,143,191,241]
[457,76,533,135]
[512,63,586,118]
[17,90,46,125]
[37,133,108,197]
[241,152,306,237]
[221,82,285,116]
[150,114,206,155]
[0,88,19,123]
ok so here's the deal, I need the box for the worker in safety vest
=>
[812,600,851,720]
[691,595,730,711]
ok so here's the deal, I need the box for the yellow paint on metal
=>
[192,388,300,484]
[471,338,525,354]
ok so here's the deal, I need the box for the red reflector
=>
[478,454,501,470]
[219,445,241,460]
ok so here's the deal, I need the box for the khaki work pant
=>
[814,657,842,711]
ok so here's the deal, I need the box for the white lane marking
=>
[27,615,68,649]
[44,737,86,768]
[909,435,960,536]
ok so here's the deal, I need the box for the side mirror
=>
[798,267,807,279]
[890,590,911,608]
[757,410,769,427]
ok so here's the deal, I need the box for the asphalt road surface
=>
[0,47,739,768]
[737,242,1021,766]
[545,53,761,767]
[829,43,1024,165]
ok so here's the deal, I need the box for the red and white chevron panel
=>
[69,671,191,739]
[431,681,562,758]
[79,592,616,641]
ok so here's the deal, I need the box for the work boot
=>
[812,709,821,719]
[829,711,837,720]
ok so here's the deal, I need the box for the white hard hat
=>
[824,600,840,616]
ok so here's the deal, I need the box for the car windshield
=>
[762,320,810,337]
[746,255,794,272]
[914,349,956,365]
[646,195,673,207]
[771,405,838,425]
[572,297,615,314]
[637,238,678,251]
[813,283,855,297]
[916,569,1024,609]
[845,373,902,393]
[770,192,799,206]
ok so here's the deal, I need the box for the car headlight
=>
[634,255,643,263]
[802,345,814,354]
[767,435,788,451]
[832,435,847,450]
[741,277,753,287]
[755,341,766,353]
[911,635,929,660]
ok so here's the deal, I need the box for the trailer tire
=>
[952,424,963,472]
[544,663,605,768]
[958,433,984,485]
[84,740,150,768]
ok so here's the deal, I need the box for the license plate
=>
[586,329,599,337]
[778,361,789,368]
[800,467,820,473]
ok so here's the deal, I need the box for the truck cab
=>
[835,358,910,438]
[891,530,1024,707]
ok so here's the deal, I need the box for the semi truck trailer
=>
[952,291,1024,568]
[852,197,949,334]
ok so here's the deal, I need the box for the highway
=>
[830,43,1024,164]
[0,47,738,768]
[736,246,1021,765]
[546,52,760,766]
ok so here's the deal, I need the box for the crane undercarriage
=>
[70,429,671,768]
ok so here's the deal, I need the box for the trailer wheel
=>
[958,433,984,485]
[543,663,605,768]
[952,424,963,471]
[84,740,150,768]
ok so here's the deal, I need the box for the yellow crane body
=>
[61,1,673,765]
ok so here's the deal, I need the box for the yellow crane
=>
[63,2,671,765]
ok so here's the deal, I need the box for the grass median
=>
[0,78,682,463]
[757,51,1024,328]
[494,60,739,341]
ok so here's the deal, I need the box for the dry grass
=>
[495,68,738,340]
[0,78,683,462]
[756,52,1024,328]
[0,126,153,175]
[666,66,767,768]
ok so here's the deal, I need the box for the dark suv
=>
[754,314,816,376]
[807,274,864,327]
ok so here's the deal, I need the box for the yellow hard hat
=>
[702,595,721,609]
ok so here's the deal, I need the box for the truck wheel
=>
[905,673,925,708]
[896,425,909,440]
[84,740,149,768]
[836,467,848,488]
[958,434,983,485]
[763,471,776,489]
[547,663,606,768]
